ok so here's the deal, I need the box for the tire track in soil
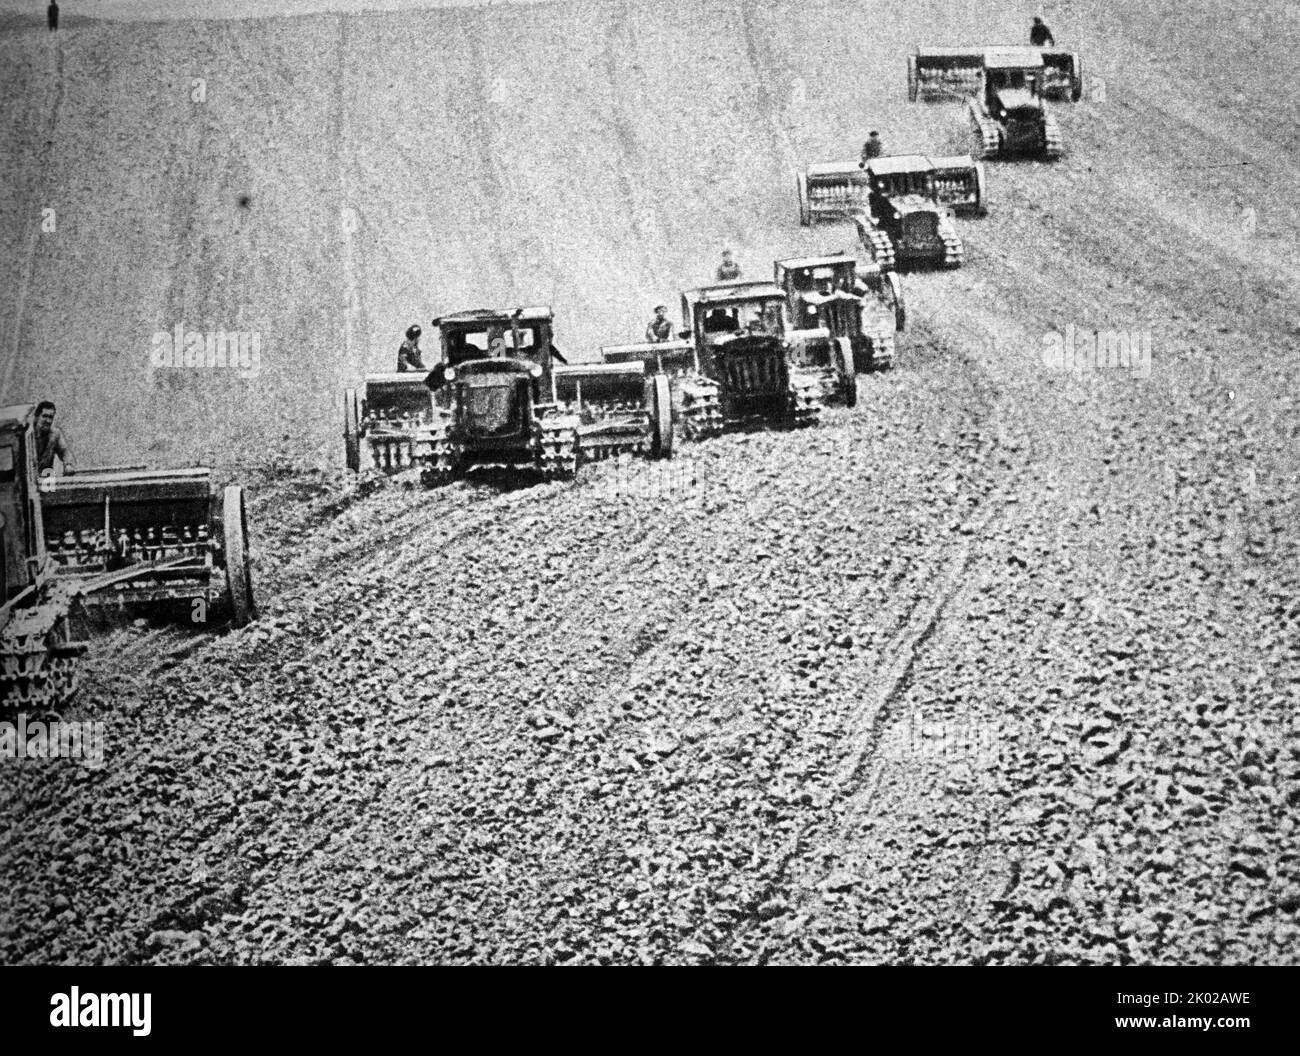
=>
[192,399,992,963]
[710,346,1022,961]
[737,0,798,183]
[773,476,1025,934]
[601,1,654,282]
[167,438,867,956]
[333,16,365,373]
[467,14,518,291]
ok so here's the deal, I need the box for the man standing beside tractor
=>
[396,324,425,372]
[1030,17,1055,46]
[645,305,674,343]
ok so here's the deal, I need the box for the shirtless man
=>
[34,400,75,476]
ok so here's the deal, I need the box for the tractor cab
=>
[982,49,1048,119]
[419,307,582,483]
[344,308,560,474]
[428,308,557,446]
[682,284,798,422]
[435,308,556,372]
[865,157,946,238]
[775,253,902,379]
[862,157,951,260]
[775,255,863,335]
[684,284,790,350]
[866,154,938,203]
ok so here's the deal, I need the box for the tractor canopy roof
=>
[685,282,787,307]
[0,405,34,431]
[867,154,936,177]
[776,253,858,273]
[434,306,554,328]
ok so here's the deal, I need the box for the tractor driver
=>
[1030,17,1055,47]
[34,400,75,476]
[705,306,736,333]
[396,324,425,372]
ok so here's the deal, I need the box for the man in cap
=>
[716,250,741,282]
[859,131,883,167]
[1030,17,1055,46]
[396,324,425,372]
[645,305,674,343]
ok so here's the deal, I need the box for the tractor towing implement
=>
[908,46,1082,159]
[2,405,256,708]
[420,306,672,485]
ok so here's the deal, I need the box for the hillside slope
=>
[4,0,1293,467]
[0,0,1297,964]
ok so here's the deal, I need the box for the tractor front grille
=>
[723,353,785,395]
[462,380,527,438]
[902,212,939,247]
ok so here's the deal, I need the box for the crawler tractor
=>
[908,45,1083,103]
[775,254,905,378]
[797,154,984,230]
[420,307,671,485]
[908,47,1082,160]
[797,154,983,271]
[2,405,255,707]
[857,155,983,270]
[667,284,826,438]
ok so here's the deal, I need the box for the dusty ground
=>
[0,0,1297,964]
